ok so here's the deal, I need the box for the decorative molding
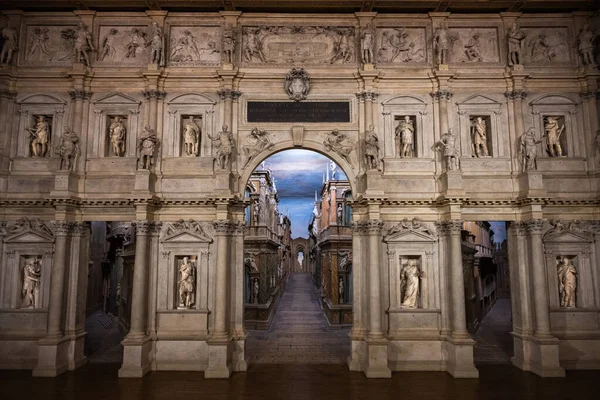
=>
[132,220,161,235]
[213,219,239,234]
[6,250,16,259]
[51,220,73,236]
[581,91,596,100]
[366,219,384,234]
[69,89,93,101]
[0,90,17,100]
[431,90,453,101]
[524,219,544,234]
[161,251,171,259]
[508,221,527,235]
[504,90,527,100]
[162,219,214,242]
[217,89,242,100]
[385,217,437,239]
[142,89,167,100]
[439,220,463,234]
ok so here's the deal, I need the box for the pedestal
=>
[214,170,235,195]
[439,171,466,198]
[231,335,247,372]
[50,170,78,197]
[512,333,565,377]
[32,336,70,377]
[518,170,547,199]
[118,336,153,378]
[347,334,366,371]
[134,169,155,192]
[67,331,87,370]
[438,64,449,71]
[222,63,234,71]
[364,338,391,378]
[510,64,524,71]
[445,336,479,378]
[363,63,375,71]
[363,170,385,198]
[204,340,232,378]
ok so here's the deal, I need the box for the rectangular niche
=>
[105,115,128,157]
[180,115,202,157]
[398,256,423,309]
[26,114,53,158]
[542,115,568,157]
[18,255,43,309]
[394,115,418,158]
[174,255,198,310]
[468,115,493,158]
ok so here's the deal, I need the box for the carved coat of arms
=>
[284,68,311,101]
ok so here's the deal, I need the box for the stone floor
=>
[246,272,350,364]
[473,298,514,365]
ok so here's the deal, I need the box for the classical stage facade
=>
[0,0,599,380]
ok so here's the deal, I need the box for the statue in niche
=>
[544,117,565,157]
[252,278,259,304]
[433,22,449,65]
[28,27,52,61]
[183,116,201,157]
[208,125,234,169]
[99,28,118,61]
[74,21,95,66]
[253,201,261,225]
[519,127,543,171]
[330,28,353,64]
[147,21,165,66]
[27,115,50,157]
[243,127,273,167]
[243,26,266,63]
[1,17,18,65]
[361,23,375,64]
[507,22,526,66]
[557,256,577,308]
[396,116,414,158]
[222,25,236,64]
[125,28,146,58]
[109,116,126,157]
[56,126,80,171]
[336,203,343,225]
[470,117,490,157]
[244,253,260,273]
[464,32,482,62]
[578,25,598,66]
[324,129,354,165]
[436,128,460,171]
[400,259,421,308]
[364,125,381,171]
[137,125,159,169]
[178,257,196,309]
[21,257,41,309]
[338,277,344,304]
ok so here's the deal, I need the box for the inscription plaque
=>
[247,101,350,123]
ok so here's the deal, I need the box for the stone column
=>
[218,89,240,134]
[0,90,17,159]
[506,90,527,141]
[118,220,157,378]
[230,220,247,372]
[68,89,91,133]
[435,90,453,135]
[142,89,166,131]
[525,219,552,337]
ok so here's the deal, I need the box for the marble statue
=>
[243,127,273,166]
[364,125,381,170]
[147,21,165,66]
[222,25,236,64]
[507,22,526,66]
[125,28,146,58]
[252,278,259,304]
[1,18,18,65]
[109,116,126,157]
[253,201,260,225]
[27,115,50,157]
[324,129,354,165]
[436,128,460,171]
[285,68,311,101]
[137,125,159,169]
[361,23,375,64]
[99,28,118,61]
[557,256,577,308]
[396,116,414,158]
[464,32,482,62]
[519,127,543,171]
[56,126,80,171]
[336,203,343,225]
[74,22,94,66]
[183,116,201,156]
[28,27,52,61]
[470,117,489,157]
[245,253,259,273]
[208,125,234,169]
[178,257,196,309]
[400,259,421,308]
[21,257,42,309]
[243,26,266,63]
[433,22,449,65]
[578,25,597,66]
[544,117,564,157]
[339,277,344,304]
[330,161,338,180]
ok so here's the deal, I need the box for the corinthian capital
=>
[213,219,238,234]
[439,220,463,234]
[52,220,74,236]
[218,89,242,100]
[525,219,545,234]
[69,89,92,101]
[366,219,384,234]
[132,220,158,234]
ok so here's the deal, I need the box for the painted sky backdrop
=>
[255,150,346,238]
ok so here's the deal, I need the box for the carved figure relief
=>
[463,32,482,62]
[178,256,196,309]
[578,25,598,66]
[400,259,421,308]
[364,125,381,170]
[244,252,260,273]
[169,26,220,66]
[284,67,311,101]
[361,23,375,64]
[108,116,127,156]
[243,127,273,167]
[27,26,53,61]
[470,116,490,157]
[446,28,499,63]
[148,21,165,66]
[377,27,426,64]
[73,21,95,66]
[137,125,159,169]
[56,126,79,170]
[241,25,355,65]
[507,22,526,66]
[324,129,355,166]
[544,116,565,157]
[433,23,450,65]
[208,125,234,169]
[21,257,42,309]
[387,217,436,237]
[395,116,415,158]
[557,256,577,308]
[222,24,236,64]
[163,219,212,239]
[98,26,149,64]
[1,17,18,65]
[523,28,569,63]
[436,128,460,170]
[182,116,201,157]
[519,127,543,171]
[8,217,54,237]
[27,115,51,157]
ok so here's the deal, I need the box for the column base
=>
[204,338,232,378]
[512,332,565,377]
[32,336,70,377]
[231,336,247,372]
[118,335,153,378]
[347,334,366,371]
[67,331,88,370]
[444,336,479,378]
[364,337,391,378]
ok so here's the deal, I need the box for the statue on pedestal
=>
[507,22,526,66]
[147,21,165,66]
[433,22,449,66]
[364,125,381,170]
[74,21,95,66]
[109,116,126,157]
[557,256,577,308]
[396,116,414,158]
[208,125,234,169]
[544,117,565,157]
[222,25,236,65]
[519,127,543,171]
[183,116,200,156]
[436,128,460,171]
[27,115,50,157]
[21,257,41,309]
[400,259,421,308]
[0,18,18,65]
[578,24,598,66]
[471,117,489,157]
[361,23,375,64]
[56,126,80,171]
[137,125,159,169]
[178,257,196,309]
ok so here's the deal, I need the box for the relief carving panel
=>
[522,27,570,63]
[97,25,149,65]
[168,26,221,66]
[23,24,77,66]
[376,27,426,64]
[446,28,500,64]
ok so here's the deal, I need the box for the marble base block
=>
[440,171,466,198]
[512,334,565,377]
[518,171,547,198]
[364,338,391,378]
[32,336,70,377]
[118,336,153,378]
[444,337,479,378]
[204,341,232,378]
